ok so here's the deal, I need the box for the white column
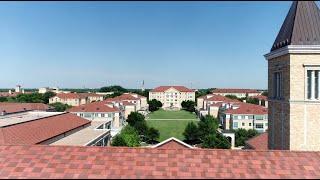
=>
[311,70,315,100]
[318,70,320,99]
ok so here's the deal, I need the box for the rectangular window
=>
[255,123,264,129]
[273,72,283,99]
[306,70,320,100]
[233,122,238,129]
[242,122,245,126]
[249,123,252,126]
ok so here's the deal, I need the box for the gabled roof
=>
[249,95,268,101]
[212,88,259,94]
[152,137,194,149]
[206,94,240,103]
[68,101,119,113]
[151,86,194,92]
[271,1,320,51]
[0,102,51,114]
[0,113,90,145]
[1,145,320,178]
[245,132,268,150]
[224,102,268,115]
[55,93,103,100]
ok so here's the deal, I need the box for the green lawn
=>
[147,120,197,141]
[147,109,197,120]
[146,109,198,141]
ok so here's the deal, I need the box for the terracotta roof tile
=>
[151,86,194,92]
[206,94,240,102]
[0,103,51,114]
[0,113,90,145]
[0,145,320,178]
[55,93,103,100]
[68,101,119,113]
[249,95,268,101]
[224,103,268,115]
[245,132,268,150]
[212,88,259,94]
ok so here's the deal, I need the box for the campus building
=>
[49,93,104,106]
[265,1,320,151]
[211,88,261,98]
[219,102,268,133]
[197,94,240,118]
[0,103,111,146]
[149,86,195,110]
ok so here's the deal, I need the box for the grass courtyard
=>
[146,109,198,141]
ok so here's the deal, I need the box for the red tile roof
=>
[206,94,240,103]
[0,103,51,114]
[245,132,268,150]
[250,95,268,101]
[224,103,268,115]
[55,93,103,100]
[0,145,320,178]
[122,101,135,106]
[0,113,90,145]
[68,101,119,113]
[104,94,140,102]
[151,86,194,92]
[212,88,259,94]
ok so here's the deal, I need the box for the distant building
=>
[0,103,110,146]
[49,93,104,106]
[197,94,240,118]
[68,101,121,136]
[149,86,195,110]
[219,102,268,133]
[211,88,261,98]
[38,87,71,94]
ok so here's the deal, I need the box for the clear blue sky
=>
[0,1,298,89]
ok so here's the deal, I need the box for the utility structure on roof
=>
[265,1,320,151]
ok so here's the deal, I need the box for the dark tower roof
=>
[271,1,320,52]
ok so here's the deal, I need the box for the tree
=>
[111,126,140,147]
[183,121,200,144]
[50,102,72,112]
[127,112,148,136]
[202,133,231,149]
[111,135,126,146]
[148,99,162,112]
[225,95,239,100]
[234,128,258,147]
[99,85,128,93]
[145,127,160,144]
[198,115,219,141]
[246,98,259,105]
[261,91,268,97]
[42,92,56,104]
[0,97,7,102]
[181,100,196,112]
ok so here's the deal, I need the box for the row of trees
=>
[183,115,231,149]
[112,112,160,147]
[0,92,56,104]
